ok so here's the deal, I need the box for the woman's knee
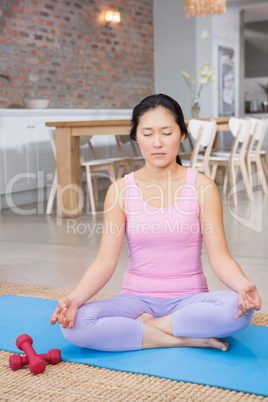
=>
[60,304,98,347]
[225,291,254,325]
[212,290,239,316]
[235,308,254,331]
[220,291,254,334]
[206,291,252,336]
[224,290,239,312]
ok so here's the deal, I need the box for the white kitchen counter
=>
[0,109,132,210]
[0,108,132,118]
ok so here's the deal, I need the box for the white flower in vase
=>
[182,62,216,117]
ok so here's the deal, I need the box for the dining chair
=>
[180,119,217,178]
[246,117,267,194]
[208,117,252,205]
[46,128,58,215]
[79,135,132,214]
[46,129,130,215]
[260,119,268,180]
[115,135,145,174]
[180,133,194,154]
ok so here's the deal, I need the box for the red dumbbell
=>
[15,334,47,374]
[9,349,61,371]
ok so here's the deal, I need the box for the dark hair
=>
[130,93,188,165]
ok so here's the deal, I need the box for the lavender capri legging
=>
[61,290,254,352]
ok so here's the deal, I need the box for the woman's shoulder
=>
[106,176,126,200]
[195,171,217,189]
[105,173,133,212]
[194,172,221,212]
[103,177,126,215]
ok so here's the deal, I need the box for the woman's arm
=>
[196,174,261,317]
[50,178,126,328]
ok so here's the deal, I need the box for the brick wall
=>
[0,0,154,108]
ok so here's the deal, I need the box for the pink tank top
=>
[120,168,209,298]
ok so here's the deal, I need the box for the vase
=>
[191,97,200,118]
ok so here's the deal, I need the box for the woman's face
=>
[136,107,184,168]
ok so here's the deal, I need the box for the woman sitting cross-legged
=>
[50,94,261,352]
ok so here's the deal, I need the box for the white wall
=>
[154,0,196,117]
[211,7,241,118]
[195,16,213,118]
[154,1,241,118]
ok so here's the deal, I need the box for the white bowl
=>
[23,99,50,109]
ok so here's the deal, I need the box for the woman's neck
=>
[139,162,184,183]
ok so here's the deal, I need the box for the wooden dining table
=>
[45,117,230,217]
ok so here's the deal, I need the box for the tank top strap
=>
[185,167,199,186]
[124,171,136,186]
[124,172,142,214]
[180,168,200,213]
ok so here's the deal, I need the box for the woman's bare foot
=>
[137,314,229,351]
[180,337,229,351]
[136,313,155,323]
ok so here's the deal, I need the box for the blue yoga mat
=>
[1,295,268,396]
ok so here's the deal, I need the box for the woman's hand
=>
[50,298,78,329]
[235,284,261,319]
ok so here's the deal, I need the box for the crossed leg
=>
[138,314,229,351]
[61,291,253,352]
[137,291,254,351]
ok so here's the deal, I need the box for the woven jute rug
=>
[0,282,267,402]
